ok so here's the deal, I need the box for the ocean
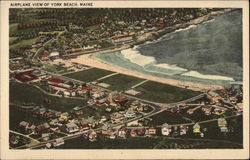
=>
[93,9,242,87]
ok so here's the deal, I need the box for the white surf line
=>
[95,72,119,81]
[131,79,149,89]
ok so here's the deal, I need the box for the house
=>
[217,118,227,127]
[213,107,226,115]
[66,122,79,133]
[180,125,188,135]
[118,126,127,138]
[79,123,90,131]
[35,123,50,134]
[137,127,145,136]
[102,127,116,136]
[110,35,133,44]
[101,123,111,132]
[161,123,172,136]
[106,107,112,113]
[73,106,83,115]
[220,126,229,133]
[97,98,107,104]
[40,52,50,61]
[53,138,64,147]
[99,116,107,123]
[86,116,99,127]
[109,134,116,139]
[88,130,97,142]
[202,105,212,115]
[193,123,200,133]
[10,135,20,145]
[235,103,243,112]
[83,45,97,51]
[58,112,69,122]
[27,124,36,132]
[130,129,137,137]
[148,126,156,135]
[92,91,106,99]
[49,119,61,127]
[207,91,221,103]
[49,52,60,58]
[124,108,136,118]
[87,99,96,105]
[114,96,128,105]
[19,121,29,130]
[111,112,124,123]
[187,109,194,115]
[41,133,50,141]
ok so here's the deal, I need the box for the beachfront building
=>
[110,35,133,44]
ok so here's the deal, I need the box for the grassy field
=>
[9,37,18,45]
[64,68,114,82]
[134,81,202,103]
[56,135,242,149]
[42,64,68,74]
[10,37,39,50]
[9,82,87,112]
[9,23,18,33]
[149,111,192,126]
[99,74,145,91]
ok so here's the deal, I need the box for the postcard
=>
[0,0,249,159]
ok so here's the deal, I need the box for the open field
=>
[99,74,145,91]
[10,37,39,50]
[134,81,202,103]
[64,68,114,82]
[42,64,68,74]
[9,82,87,111]
[56,134,242,149]
[149,111,192,126]
[9,37,18,45]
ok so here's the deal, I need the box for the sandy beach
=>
[70,9,235,92]
[71,53,224,92]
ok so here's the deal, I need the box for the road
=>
[20,69,207,149]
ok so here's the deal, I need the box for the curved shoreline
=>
[71,53,223,92]
[70,9,236,91]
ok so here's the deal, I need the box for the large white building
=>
[110,35,133,44]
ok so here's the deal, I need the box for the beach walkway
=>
[96,72,119,81]
[131,79,149,89]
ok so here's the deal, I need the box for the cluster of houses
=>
[20,36,48,57]
[9,57,28,71]
[30,9,211,61]
[183,85,243,117]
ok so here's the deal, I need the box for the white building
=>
[161,123,172,136]
[49,52,59,57]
